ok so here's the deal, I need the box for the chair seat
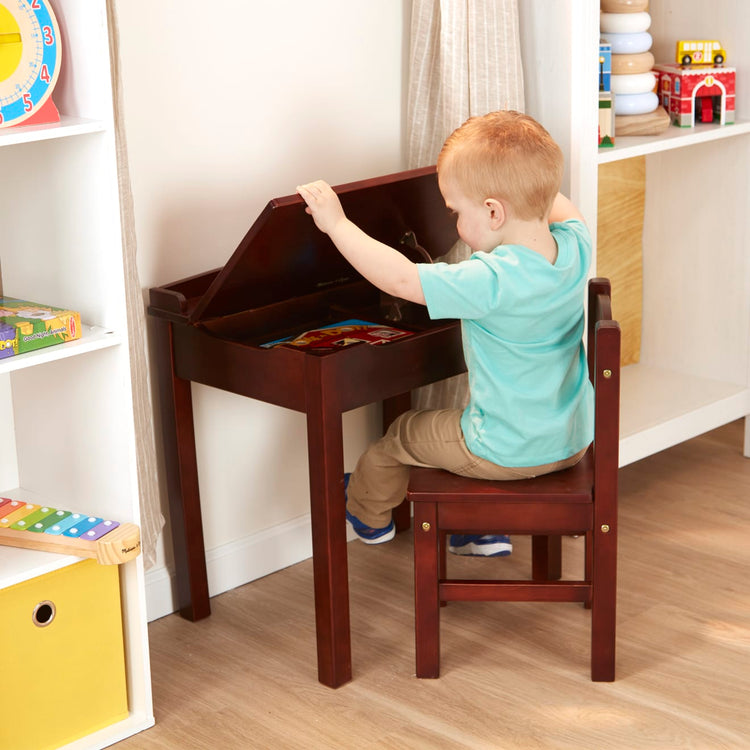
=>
[408,446,593,504]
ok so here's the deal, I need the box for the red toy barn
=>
[654,63,736,127]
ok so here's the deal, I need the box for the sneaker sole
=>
[449,541,512,557]
[357,525,396,545]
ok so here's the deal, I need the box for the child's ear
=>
[485,198,506,230]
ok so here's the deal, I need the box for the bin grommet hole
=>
[33,600,56,627]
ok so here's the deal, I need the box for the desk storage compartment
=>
[0,559,128,750]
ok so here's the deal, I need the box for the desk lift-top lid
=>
[186,166,459,325]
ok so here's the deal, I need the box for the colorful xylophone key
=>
[0,498,141,564]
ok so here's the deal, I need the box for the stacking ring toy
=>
[612,51,655,75]
[614,91,659,116]
[603,31,653,55]
[601,0,648,11]
[600,12,651,34]
[611,72,656,95]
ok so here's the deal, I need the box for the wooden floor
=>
[120,421,750,749]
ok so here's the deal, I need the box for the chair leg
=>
[531,535,562,580]
[583,531,593,609]
[414,503,440,678]
[590,526,617,681]
[439,532,448,607]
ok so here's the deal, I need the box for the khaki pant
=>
[346,409,588,528]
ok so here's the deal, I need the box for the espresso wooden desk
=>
[148,167,465,687]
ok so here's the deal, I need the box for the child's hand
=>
[296,180,346,236]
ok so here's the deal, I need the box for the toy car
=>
[676,40,726,66]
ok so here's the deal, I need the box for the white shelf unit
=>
[519,0,750,466]
[0,1,154,748]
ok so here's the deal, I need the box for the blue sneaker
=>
[345,507,396,544]
[343,473,395,544]
[449,534,512,557]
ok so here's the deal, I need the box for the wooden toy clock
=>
[0,0,61,128]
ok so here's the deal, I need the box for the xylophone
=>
[0,498,141,565]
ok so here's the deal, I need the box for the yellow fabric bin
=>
[0,559,129,750]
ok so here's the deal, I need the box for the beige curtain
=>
[408,0,525,409]
[107,0,164,569]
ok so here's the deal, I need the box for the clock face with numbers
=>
[0,0,61,128]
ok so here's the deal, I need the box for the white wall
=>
[116,0,411,619]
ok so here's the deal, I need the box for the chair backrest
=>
[586,278,621,509]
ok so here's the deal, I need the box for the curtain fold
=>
[107,0,164,569]
[407,0,525,410]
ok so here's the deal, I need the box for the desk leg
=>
[383,392,412,532]
[306,374,351,688]
[152,320,211,621]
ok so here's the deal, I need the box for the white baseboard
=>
[145,513,356,622]
[146,514,317,622]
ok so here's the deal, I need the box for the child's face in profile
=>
[438,175,497,253]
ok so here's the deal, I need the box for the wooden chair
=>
[407,278,620,681]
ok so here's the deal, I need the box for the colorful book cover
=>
[261,319,412,351]
[0,297,82,360]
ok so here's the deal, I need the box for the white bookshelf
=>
[519,0,750,466]
[0,116,106,146]
[0,325,119,375]
[598,119,750,163]
[0,0,154,747]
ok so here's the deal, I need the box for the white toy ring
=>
[600,11,651,34]
[611,72,656,95]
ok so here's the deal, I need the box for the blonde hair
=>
[437,111,563,221]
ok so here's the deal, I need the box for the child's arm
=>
[297,180,426,305]
[548,192,586,224]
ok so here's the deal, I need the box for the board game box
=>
[0,297,82,360]
[261,319,412,352]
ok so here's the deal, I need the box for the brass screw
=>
[603,369,612,379]
[601,524,610,533]
[421,522,431,531]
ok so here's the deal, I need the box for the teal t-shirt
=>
[416,219,594,467]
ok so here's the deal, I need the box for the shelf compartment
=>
[619,363,750,466]
[0,116,106,148]
[0,325,120,375]
[0,485,140,588]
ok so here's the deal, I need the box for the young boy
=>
[296,110,593,557]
